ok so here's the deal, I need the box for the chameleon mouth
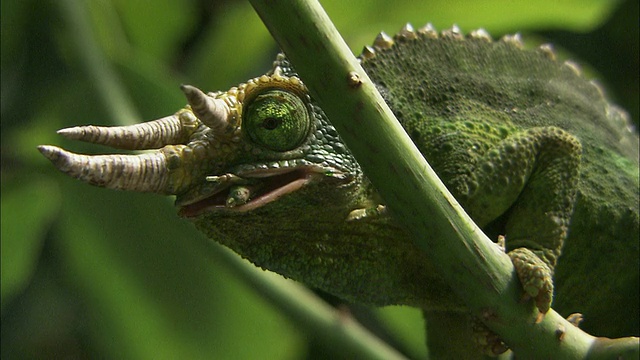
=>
[177,166,342,217]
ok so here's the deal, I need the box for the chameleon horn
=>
[56,115,186,150]
[38,145,172,194]
[180,84,231,136]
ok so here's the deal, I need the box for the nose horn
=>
[38,145,174,194]
[56,114,188,150]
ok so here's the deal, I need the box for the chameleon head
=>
[37,52,443,309]
[38,56,362,219]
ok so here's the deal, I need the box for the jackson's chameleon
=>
[39,24,639,355]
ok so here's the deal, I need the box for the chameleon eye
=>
[244,90,311,152]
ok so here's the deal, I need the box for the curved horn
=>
[38,145,173,194]
[180,84,231,136]
[56,115,186,150]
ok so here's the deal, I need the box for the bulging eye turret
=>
[243,90,311,152]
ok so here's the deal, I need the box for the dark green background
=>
[2,0,637,358]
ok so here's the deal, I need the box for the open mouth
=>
[178,166,346,217]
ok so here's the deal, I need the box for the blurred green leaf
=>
[376,306,426,359]
[184,2,276,89]
[1,0,636,358]
[88,0,196,61]
[57,183,302,359]
[324,0,623,50]
[1,180,60,311]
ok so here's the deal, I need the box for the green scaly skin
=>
[39,25,639,356]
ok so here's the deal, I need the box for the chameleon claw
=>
[566,313,584,327]
[346,205,386,221]
[471,316,509,356]
[496,235,506,252]
[508,248,554,314]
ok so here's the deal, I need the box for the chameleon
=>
[39,24,639,356]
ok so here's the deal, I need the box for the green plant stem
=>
[248,0,639,358]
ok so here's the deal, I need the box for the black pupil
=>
[262,117,280,130]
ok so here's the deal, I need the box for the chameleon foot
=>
[508,248,553,314]
[566,313,584,327]
[346,204,386,221]
[471,316,509,356]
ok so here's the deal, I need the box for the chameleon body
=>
[39,24,639,353]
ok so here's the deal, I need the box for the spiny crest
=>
[356,23,601,87]
[537,43,556,60]
[357,23,631,130]
[358,23,535,60]
[440,24,464,40]
[397,23,418,41]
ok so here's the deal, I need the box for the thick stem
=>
[248,0,638,358]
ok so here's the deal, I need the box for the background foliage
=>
[2,0,637,358]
